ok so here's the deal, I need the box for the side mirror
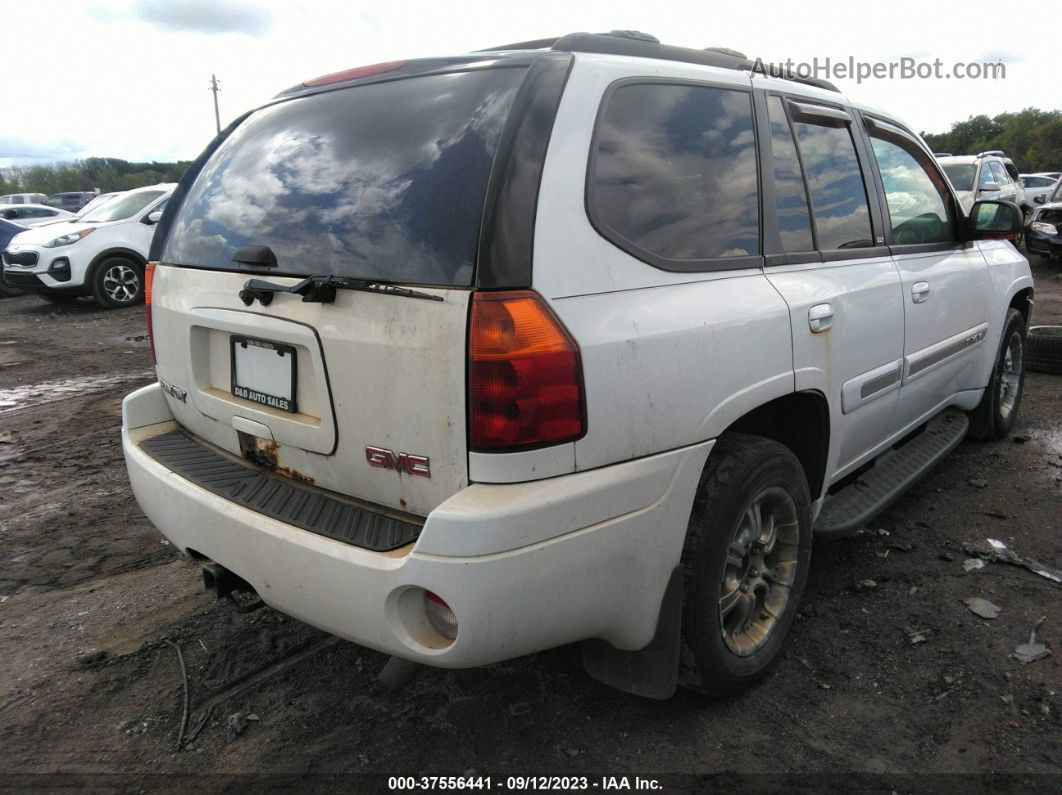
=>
[978,182,1001,193]
[1035,194,1046,205]
[143,210,163,225]
[968,200,1023,241]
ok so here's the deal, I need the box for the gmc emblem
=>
[365,446,431,478]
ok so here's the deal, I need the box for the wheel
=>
[90,257,143,308]
[42,292,79,305]
[967,308,1026,439]
[679,433,812,697]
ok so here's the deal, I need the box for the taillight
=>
[468,290,586,451]
[145,262,156,365]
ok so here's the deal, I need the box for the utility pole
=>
[209,74,221,135]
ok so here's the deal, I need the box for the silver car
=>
[938,152,1027,215]
[1021,173,1061,209]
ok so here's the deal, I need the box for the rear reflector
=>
[468,290,586,451]
[303,60,407,87]
[425,591,458,641]
[145,262,157,365]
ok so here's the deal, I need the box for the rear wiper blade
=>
[239,275,443,306]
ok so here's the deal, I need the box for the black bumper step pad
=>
[139,430,422,552]
[814,409,969,538]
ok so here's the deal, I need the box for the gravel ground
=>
[0,255,1059,789]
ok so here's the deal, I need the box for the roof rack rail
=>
[977,150,1006,158]
[479,31,841,93]
[934,153,954,158]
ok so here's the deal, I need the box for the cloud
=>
[132,0,272,36]
[0,137,86,160]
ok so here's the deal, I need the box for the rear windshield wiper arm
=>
[239,275,443,306]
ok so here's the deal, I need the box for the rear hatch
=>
[151,64,529,517]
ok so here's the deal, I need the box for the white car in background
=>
[1021,173,1060,208]
[938,153,1027,215]
[0,204,74,226]
[1,184,174,308]
[0,193,46,205]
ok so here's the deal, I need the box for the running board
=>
[814,409,969,538]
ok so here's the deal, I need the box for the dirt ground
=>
[0,254,1059,790]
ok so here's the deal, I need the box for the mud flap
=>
[580,566,682,700]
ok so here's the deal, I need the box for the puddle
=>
[0,371,154,415]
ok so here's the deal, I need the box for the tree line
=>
[2,108,1060,197]
[922,108,1062,172]
[0,157,191,197]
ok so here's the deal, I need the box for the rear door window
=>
[790,111,874,250]
[588,81,760,268]
[766,96,814,253]
[162,68,526,286]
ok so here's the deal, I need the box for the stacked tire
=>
[1028,326,1062,375]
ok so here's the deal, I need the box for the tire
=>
[679,433,812,697]
[967,308,1027,440]
[1027,326,1062,362]
[1028,356,1062,375]
[90,257,144,308]
[42,293,79,305]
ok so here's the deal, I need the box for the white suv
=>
[121,33,1032,698]
[2,184,174,307]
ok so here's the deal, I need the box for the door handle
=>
[808,303,833,333]
[912,282,930,303]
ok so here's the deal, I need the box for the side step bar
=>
[814,409,969,538]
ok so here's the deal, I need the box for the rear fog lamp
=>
[425,591,458,641]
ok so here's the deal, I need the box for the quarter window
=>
[978,163,997,189]
[791,115,873,250]
[590,82,760,265]
[766,96,814,252]
[869,131,954,245]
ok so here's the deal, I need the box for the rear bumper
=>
[123,383,710,668]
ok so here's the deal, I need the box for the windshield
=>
[76,193,117,218]
[941,163,976,192]
[82,191,164,223]
[162,67,526,286]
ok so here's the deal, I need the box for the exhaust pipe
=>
[202,563,263,612]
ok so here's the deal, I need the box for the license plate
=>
[230,336,297,413]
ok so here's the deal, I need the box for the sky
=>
[1,0,1056,167]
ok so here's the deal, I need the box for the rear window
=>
[589,82,759,267]
[163,68,526,286]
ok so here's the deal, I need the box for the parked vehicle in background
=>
[1021,173,1060,208]
[0,193,46,205]
[121,33,1033,700]
[1038,172,1061,181]
[2,183,174,307]
[1027,179,1062,261]
[0,204,74,226]
[939,152,1027,215]
[0,218,28,296]
[44,191,97,212]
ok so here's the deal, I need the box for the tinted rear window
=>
[163,68,526,286]
[589,82,759,266]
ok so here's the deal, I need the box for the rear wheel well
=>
[723,391,830,499]
[1009,288,1033,325]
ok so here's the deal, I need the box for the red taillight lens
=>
[468,290,586,451]
[303,60,407,87]
[145,262,157,365]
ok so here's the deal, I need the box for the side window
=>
[590,82,759,266]
[869,130,955,245]
[990,162,1011,186]
[978,163,997,189]
[766,96,814,252]
[790,111,873,250]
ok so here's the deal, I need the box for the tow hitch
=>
[201,562,265,613]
